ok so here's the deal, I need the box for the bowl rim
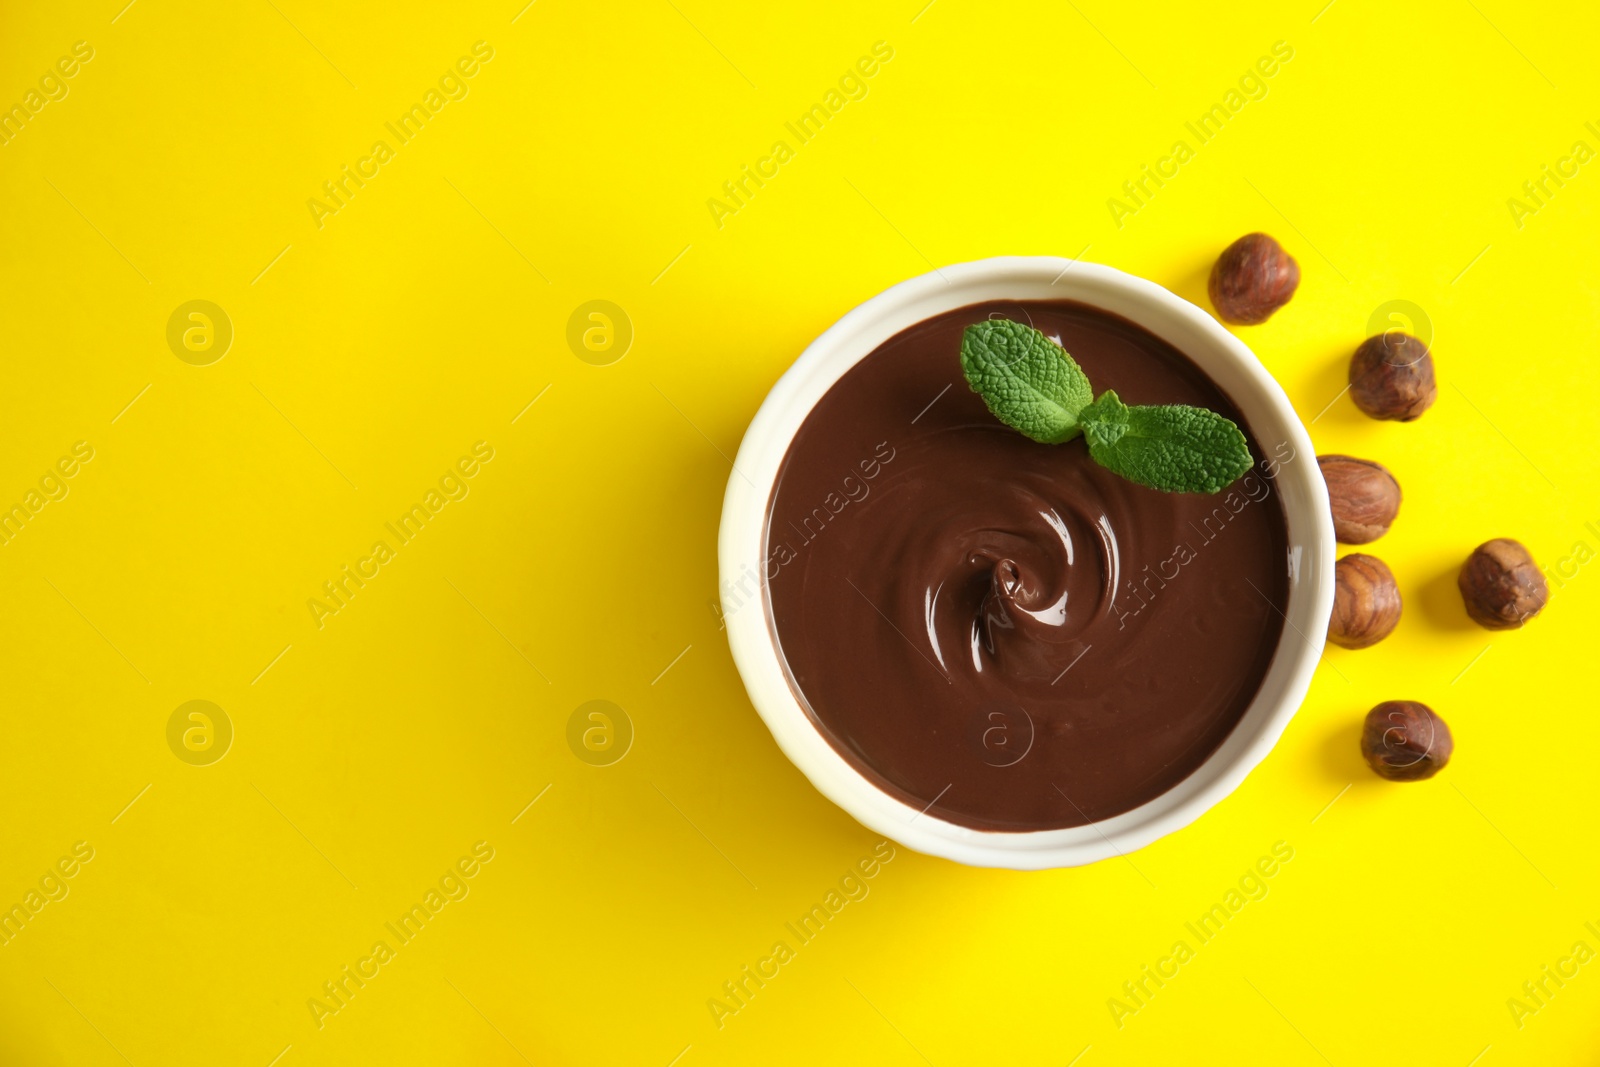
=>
[717,256,1334,869]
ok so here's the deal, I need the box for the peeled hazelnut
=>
[1349,333,1436,421]
[1361,701,1452,781]
[1329,553,1401,649]
[1208,233,1300,325]
[1458,538,1548,629]
[1318,455,1401,544]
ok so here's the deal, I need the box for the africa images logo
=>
[305,42,495,230]
[307,442,495,629]
[307,842,495,1030]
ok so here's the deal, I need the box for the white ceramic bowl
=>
[718,257,1334,869]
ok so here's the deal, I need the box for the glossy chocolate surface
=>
[766,300,1291,831]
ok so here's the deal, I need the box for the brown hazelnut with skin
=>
[1208,233,1300,325]
[1329,553,1401,649]
[1458,538,1548,629]
[1361,701,1452,781]
[1318,455,1401,544]
[1349,332,1436,421]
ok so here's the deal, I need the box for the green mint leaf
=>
[960,320,1093,444]
[1079,390,1253,494]
[1078,389,1130,449]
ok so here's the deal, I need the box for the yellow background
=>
[1,0,1597,1063]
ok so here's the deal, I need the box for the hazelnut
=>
[1458,538,1548,629]
[1208,233,1300,325]
[1318,455,1401,543]
[1361,701,1452,781]
[1349,333,1436,421]
[1329,553,1401,649]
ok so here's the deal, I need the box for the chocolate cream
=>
[765,300,1292,832]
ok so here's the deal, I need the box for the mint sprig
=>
[960,319,1253,495]
[1079,390,1253,493]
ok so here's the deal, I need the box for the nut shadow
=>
[1314,712,1369,788]
[1414,562,1478,634]
[1166,253,1216,318]
[1301,347,1371,433]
